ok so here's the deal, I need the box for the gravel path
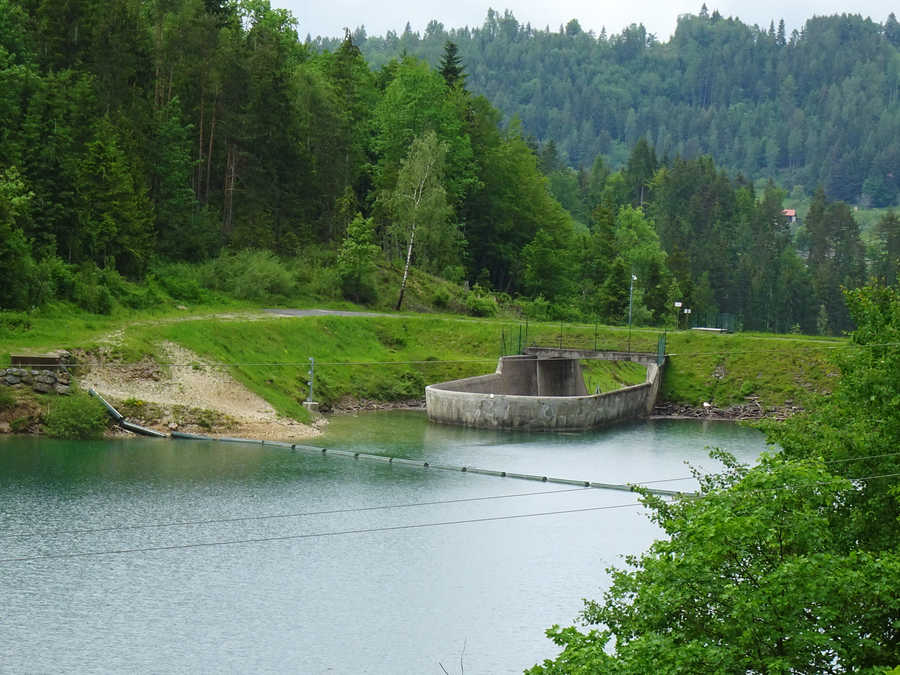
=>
[264,308,392,318]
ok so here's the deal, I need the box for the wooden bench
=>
[10,352,69,369]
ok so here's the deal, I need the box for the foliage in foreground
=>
[529,283,900,674]
[767,283,900,551]
[530,453,900,673]
[43,391,109,440]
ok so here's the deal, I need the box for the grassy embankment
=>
[521,322,842,409]
[1,305,845,427]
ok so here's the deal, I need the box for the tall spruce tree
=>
[439,40,466,88]
[74,117,154,275]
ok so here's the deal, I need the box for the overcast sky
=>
[278,0,896,41]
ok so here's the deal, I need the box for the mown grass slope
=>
[581,361,647,394]
[661,330,842,407]
[1,308,845,423]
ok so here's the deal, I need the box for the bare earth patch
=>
[80,342,322,441]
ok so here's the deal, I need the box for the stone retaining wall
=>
[1,368,72,395]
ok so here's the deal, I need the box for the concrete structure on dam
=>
[425,348,664,431]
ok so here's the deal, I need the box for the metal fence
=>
[689,312,737,333]
[500,321,668,360]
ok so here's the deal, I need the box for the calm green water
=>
[0,413,770,673]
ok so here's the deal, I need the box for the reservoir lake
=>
[0,412,771,673]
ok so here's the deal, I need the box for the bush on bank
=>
[43,391,109,440]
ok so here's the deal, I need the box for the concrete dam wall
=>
[426,352,663,431]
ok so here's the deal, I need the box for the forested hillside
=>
[319,8,900,208]
[0,0,572,310]
[1,0,897,338]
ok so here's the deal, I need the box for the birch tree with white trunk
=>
[391,130,451,310]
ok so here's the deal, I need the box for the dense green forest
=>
[1,0,898,337]
[320,8,900,208]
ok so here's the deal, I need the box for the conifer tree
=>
[439,41,466,88]
[74,117,154,275]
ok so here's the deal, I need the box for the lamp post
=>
[628,273,637,355]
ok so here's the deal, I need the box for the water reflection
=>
[0,415,769,674]
[322,411,769,490]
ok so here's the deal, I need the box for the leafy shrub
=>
[629,302,654,327]
[195,409,216,430]
[340,273,377,304]
[233,259,295,300]
[440,265,465,284]
[44,391,109,440]
[132,285,166,309]
[0,311,32,335]
[370,370,425,400]
[170,404,237,430]
[150,262,211,303]
[117,397,162,420]
[0,387,14,410]
[114,280,165,309]
[205,250,296,301]
[75,282,114,314]
[305,265,343,301]
[391,370,425,398]
[431,288,451,308]
[81,266,164,310]
[337,214,380,304]
[30,256,74,306]
[466,289,498,317]
[519,295,551,321]
[548,302,581,323]
[72,264,114,314]
[295,243,338,271]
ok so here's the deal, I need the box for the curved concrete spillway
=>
[425,350,663,431]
